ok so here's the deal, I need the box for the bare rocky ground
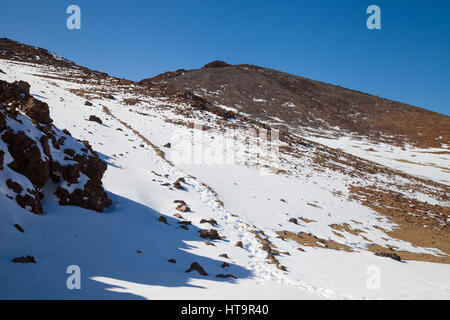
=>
[0,38,449,299]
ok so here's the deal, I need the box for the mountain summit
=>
[0,39,449,299]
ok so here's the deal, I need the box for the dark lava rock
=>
[158,216,168,224]
[0,80,111,213]
[200,218,218,226]
[185,262,208,276]
[199,229,221,240]
[173,180,184,190]
[216,273,237,279]
[176,204,190,212]
[14,224,25,233]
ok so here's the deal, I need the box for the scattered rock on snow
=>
[158,216,168,224]
[163,142,171,148]
[216,273,237,279]
[84,101,93,106]
[185,262,208,276]
[199,229,221,240]
[288,218,298,224]
[235,241,243,248]
[200,218,218,226]
[173,213,184,219]
[173,180,184,190]
[12,255,36,263]
[168,259,176,264]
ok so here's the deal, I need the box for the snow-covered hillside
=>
[0,56,449,299]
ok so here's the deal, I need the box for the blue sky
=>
[1,0,449,115]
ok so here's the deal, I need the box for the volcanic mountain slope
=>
[0,39,449,299]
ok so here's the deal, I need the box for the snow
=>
[0,59,449,299]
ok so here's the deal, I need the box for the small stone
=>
[14,224,25,233]
[176,204,190,212]
[12,255,36,263]
[185,262,208,276]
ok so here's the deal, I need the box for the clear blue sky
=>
[1,0,449,115]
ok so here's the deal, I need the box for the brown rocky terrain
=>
[142,61,450,148]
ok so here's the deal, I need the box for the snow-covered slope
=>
[0,56,449,299]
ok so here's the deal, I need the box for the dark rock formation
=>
[216,273,237,279]
[176,204,190,212]
[158,216,168,224]
[12,255,36,263]
[0,80,111,213]
[199,229,221,240]
[202,61,231,69]
[200,218,218,226]
[88,115,102,124]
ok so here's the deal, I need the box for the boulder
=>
[185,262,208,276]
[88,115,102,124]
